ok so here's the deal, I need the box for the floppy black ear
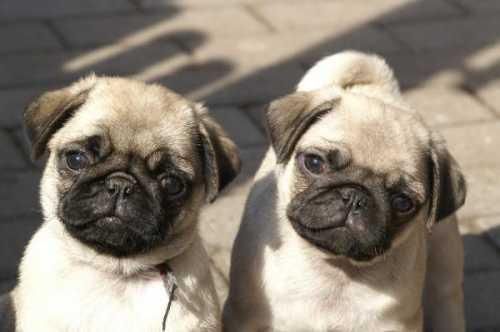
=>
[196,106,241,203]
[24,79,94,160]
[427,134,467,227]
[265,92,338,163]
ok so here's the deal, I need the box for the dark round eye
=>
[302,153,326,174]
[161,175,185,197]
[65,151,89,171]
[391,193,414,214]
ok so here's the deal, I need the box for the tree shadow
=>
[0,3,499,329]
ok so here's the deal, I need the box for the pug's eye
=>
[391,193,414,214]
[161,175,185,197]
[65,151,89,171]
[301,153,326,175]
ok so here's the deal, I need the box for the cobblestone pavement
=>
[1,0,500,330]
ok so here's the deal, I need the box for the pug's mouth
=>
[95,215,125,226]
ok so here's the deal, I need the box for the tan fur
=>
[223,51,465,332]
[12,76,240,332]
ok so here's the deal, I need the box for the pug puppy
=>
[223,51,466,332]
[0,75,240,332]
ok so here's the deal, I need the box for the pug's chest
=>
[267,284,397,331]
[27,274,186,332]
[263,263,411,331]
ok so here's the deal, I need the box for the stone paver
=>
[200,146,267,253]
[0,131,27,169]
[441,121,500,168]
[0,0,135,20]
[0,279,15,294]
[208,108,265,148]
[475,82,500,116]
[387,16,500,52]
[0,216,40,278]
[254,0,462,32]
[0,22,62,54]
[0,0,499,329]
[198,60,304,105]
[450,0,500,14]
[0,87,48,128]
[0,171,41,219]
[471,215,500,250]
[457,166,500,220]
[464,271,500,331]
[462,234,500,272]
[0,42,188,88]
[404,86,495,127]
[52,8,269,49]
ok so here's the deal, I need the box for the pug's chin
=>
[289,218,390,263]
[62,216,165,258]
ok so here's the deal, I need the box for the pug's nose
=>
[340,187,370,214]
[105,172,137,197]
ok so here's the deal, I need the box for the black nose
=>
[105,172,137,197]
[339,187,370,214]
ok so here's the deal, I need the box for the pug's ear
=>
[24,76,96,160]
[265,91,339,163]
[195,105,241,203]
[427,133,467,228]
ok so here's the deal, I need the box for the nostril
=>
[105,177,135,196]
[353,197,368,213]
[124,185,133,196]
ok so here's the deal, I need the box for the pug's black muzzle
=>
[287,184,390,261]
[60,171,169,257]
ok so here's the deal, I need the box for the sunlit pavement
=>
[1,1,500,330]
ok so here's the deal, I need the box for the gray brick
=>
[0,216,40,278]
[0,131,27,169]
[200,147,267,250]
[441,122,500,168]
[388,17,500,52]
[52,8,268,48]
[451,0,500,14]
[0,171,42,219]
[464,272,500,331]
[136,0,255,8]
[0,42,187,87]
[12,128,34,166]
[460,44,500,115]
[0,279,15,294]
[476,82,500,116]
[0,23,62,54]
[254,0,461,32]
[462,234,500,272]
[244,104,266,132]
[208,108,265,148]
[376,0,464,23]
[0,52,76,87]
[404,86,494,127]
[0,0,135,20]
[473,215,500,250]
[456,166,500,220]
[384,51,467,89]
[155,58,234,100]
[0,87,47,128]
[199,61,304,105]
[189,27,404,71]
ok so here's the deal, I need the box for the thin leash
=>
[158,263,177,332]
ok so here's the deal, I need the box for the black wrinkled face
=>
[287,148,426,262]
[57,135,197,257]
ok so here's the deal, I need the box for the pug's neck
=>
[47,219,197,278]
